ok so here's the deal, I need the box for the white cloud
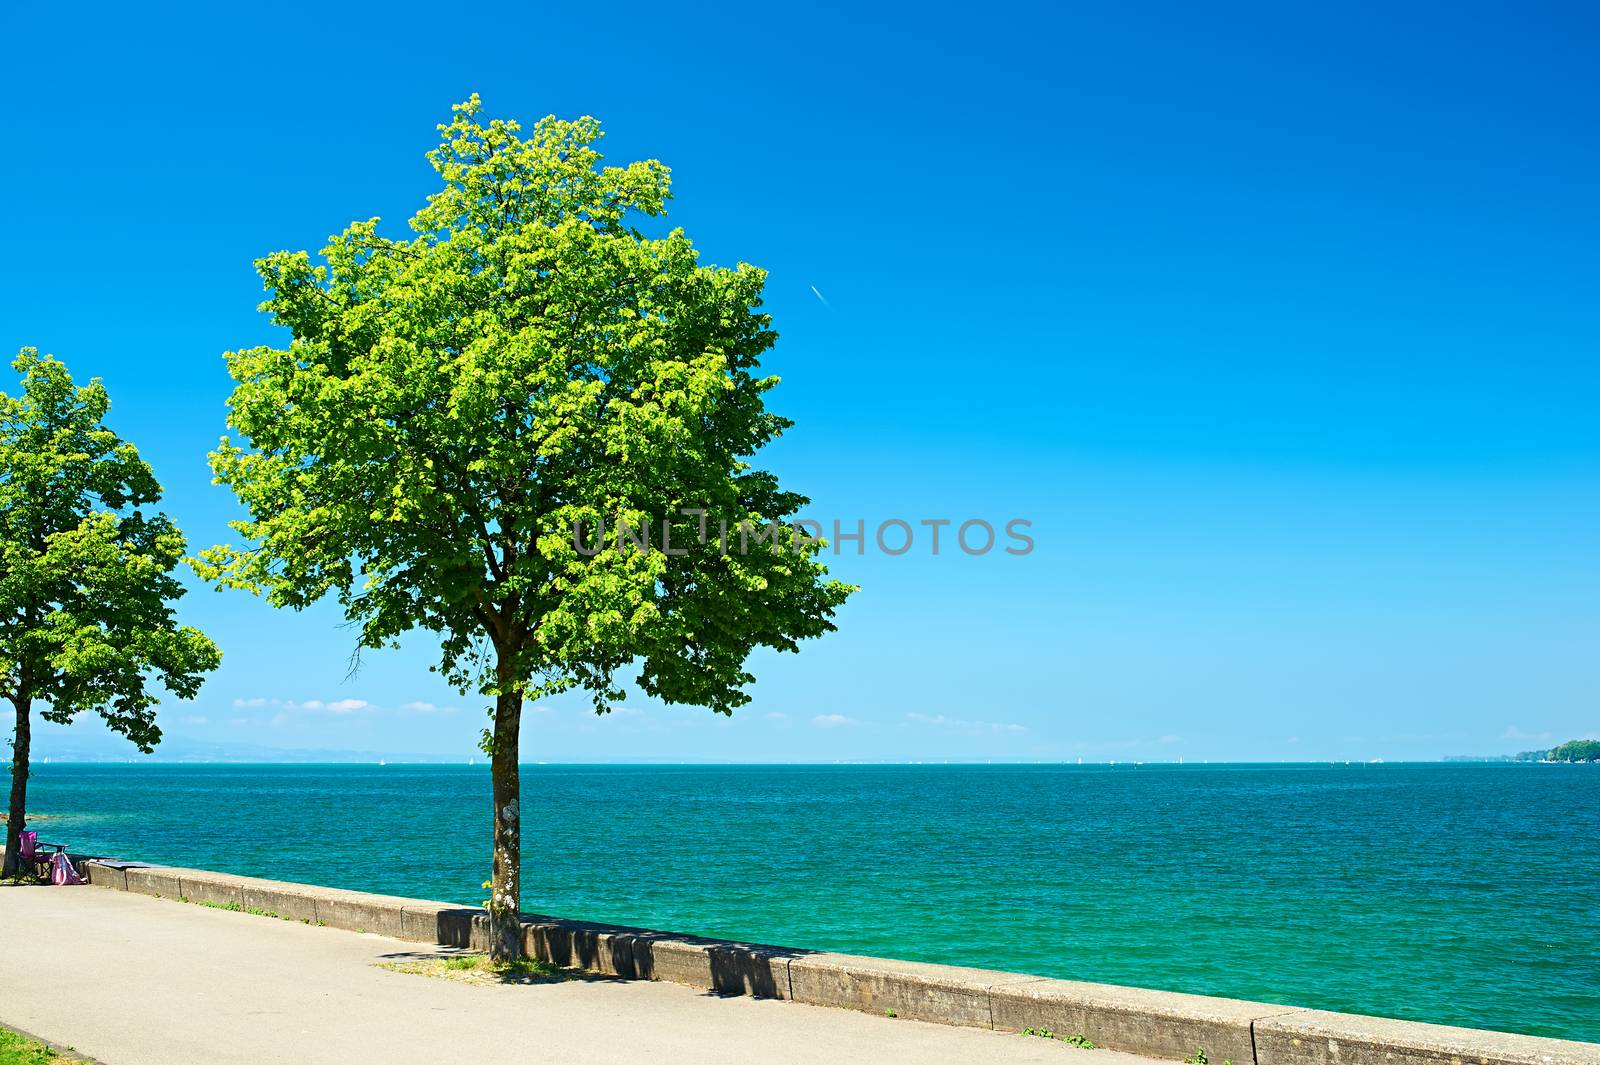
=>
[231,695,454,717]
[904,712,1025,734]
[764,712,789,721]
[1156,734,1183,745]
[183,715,209,726]
[1504,726,1552,742]
[278,698,372,714]
[812,714,857,728]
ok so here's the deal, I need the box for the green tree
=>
[199,96,855,959]
[1,350,221,876]
[1546,739,1600,763]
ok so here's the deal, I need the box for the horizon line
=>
[13,757,1559,767]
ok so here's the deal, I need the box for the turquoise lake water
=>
[21,762,1600,1041]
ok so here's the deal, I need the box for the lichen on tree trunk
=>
[488,684,523,962]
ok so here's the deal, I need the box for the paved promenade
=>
[0,884,1160,1065]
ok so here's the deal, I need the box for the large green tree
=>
[1,350,221,876]
[200,96,854,958]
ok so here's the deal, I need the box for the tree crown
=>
[0,349,221,748]
[202,96,853,719]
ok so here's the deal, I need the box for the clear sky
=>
[4,2,1596,762]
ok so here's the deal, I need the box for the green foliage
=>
[1021,1028,1096,1048]
[490,955,558,978]
[0,1026,62,1064]
[199,94,854,715]
[193,898,242,911]
[0,350,220,748]
[1546,739,1600,763]
[181,897,287,920]
[1184,1048,1232,1065]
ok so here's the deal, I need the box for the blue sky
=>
[4,2,1596,762]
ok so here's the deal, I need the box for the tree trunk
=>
[2,697,30,878]
[488,670,523,962]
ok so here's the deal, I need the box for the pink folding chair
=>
[17,830,69,881]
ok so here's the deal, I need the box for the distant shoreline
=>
[11,758,1594,768]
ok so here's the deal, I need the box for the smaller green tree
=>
[1,350,221,876]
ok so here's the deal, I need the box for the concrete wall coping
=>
[81,860,1600,1065]
[1253,1009,1600,1065]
